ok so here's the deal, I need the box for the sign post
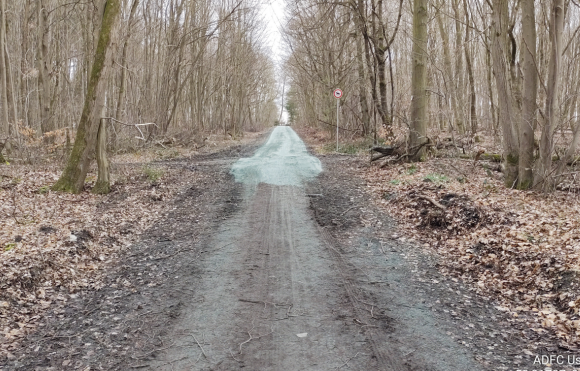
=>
[333,88,343,151]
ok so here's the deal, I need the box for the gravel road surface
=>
[148,127,483,370]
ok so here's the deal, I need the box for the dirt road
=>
[147,127,482,370]
[4,128,533,370]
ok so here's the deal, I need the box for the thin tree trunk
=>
[485,39,498,133]
[535,0,564,190]
[387,46,395,126]
[518,0,537,189]
[37,0,52,133]
[436,2,462,134]
[509,22,523,138]
[53,0,121,193]
[356,30,370,136]
[363,13,380,137]
[93,105,110,194]
[491,0,519,187]
[20,0,30,127]
[0,0,8,137]
[463,0,477,135]
[115,0,140,123]
[410,0,428,161]
[375,0,389,130]
[5,45,18,137]
[452,0,465,134]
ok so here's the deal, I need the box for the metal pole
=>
[336,99,339,151]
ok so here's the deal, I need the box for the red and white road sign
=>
[333,88,343,99]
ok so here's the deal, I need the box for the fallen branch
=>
[416,195,446,210]
[397,140,434,161]
[335,352,361,370]
[340,206,357,216]
[238,298,291,311]
[238,327,274,354]
[191,334,207,359]
[370,145,401,162]
[371,140,433,163]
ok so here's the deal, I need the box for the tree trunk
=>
[436,1,462,134]
[535,0,564,190]
[37,0,52,133]
[355,30,370,136]
[5,44,18,137]
[491,0,519,187]
[0,0,8,137]
[52,0,121,194]
[115,0,140,122]
[375,0,389,131]
[452,0,465,134]
[93,106,110,194]
[463,0,477,135]
[19,0,30,127]
[518,0,537,189]
[409,0,428,161]
[485,38,498,133]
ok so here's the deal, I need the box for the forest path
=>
[148,127,483,370]
[4,128,522,371]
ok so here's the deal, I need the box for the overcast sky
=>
[260,0,288,121]
[261,0,286,66]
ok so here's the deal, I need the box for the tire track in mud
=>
[317,225,404,371]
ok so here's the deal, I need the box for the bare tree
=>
[491,0,519,187]
[0,0,8,137]
[535,0,565,190]
[52,0,121,193]
[518,0,537,189]
[409,0,428,161]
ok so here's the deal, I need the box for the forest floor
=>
[0,126,578,370]
[0,133,265,364]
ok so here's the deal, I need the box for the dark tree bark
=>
[93,105,109,194]
[464,0,478,135]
